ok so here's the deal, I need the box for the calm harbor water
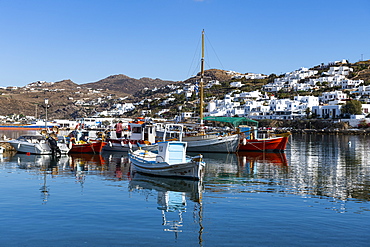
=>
[1,131,370,246]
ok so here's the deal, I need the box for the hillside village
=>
[1,59,370,129]
[124,59,370,127]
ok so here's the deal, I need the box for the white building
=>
[320,91,347,103]
[324,66,353,76]
[230,81,243,88]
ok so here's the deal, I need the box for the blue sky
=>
[0,0,369,87]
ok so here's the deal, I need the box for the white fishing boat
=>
[103,119,158,152]
[181,30,239,153]
[8,133,69,155]
[158,123,239,153]
[129,141,205,180]
[184,132,239,153]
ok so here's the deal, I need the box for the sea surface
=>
[1,131,370,247]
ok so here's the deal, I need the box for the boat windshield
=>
[17,135,45,141]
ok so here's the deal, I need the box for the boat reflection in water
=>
[129,173,203,240]
[9,152,131,200]
[69,153,104,184]
[199,151,288,181]
[101,152,131,180]
[11,153,69,172]
[11,153,69,203]
[238,151,288,174]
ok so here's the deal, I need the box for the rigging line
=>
[204,32,225,71]
[187,35,202,79]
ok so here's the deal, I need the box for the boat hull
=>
[8,136,69,155]
[103,139,157,152]
[129,151,204,180]
[238,136,289,152]
[69,141,106,153]
[184,134,239,153]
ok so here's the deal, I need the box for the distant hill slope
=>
[83,74,180,95]
[351,60,370,82]
[184,69,234,84]
[48,79,79,90]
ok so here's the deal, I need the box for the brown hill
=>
[48,79,79,90]
[84,74,180,95]
[351,60,370,82]
[184,69,233,84]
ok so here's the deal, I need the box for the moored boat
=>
[66,129,106,154]
[129,141,205,180]
[103,119,157,152]
[238,126,290,152]
[184,133,240,153]
[238,135,290,152]
[68,141,106,154]
[179,30,240,153]
[8,133,69,155]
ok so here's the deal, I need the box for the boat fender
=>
[109,141,112,147]
[120,141,125,147]
[243,138,247,146]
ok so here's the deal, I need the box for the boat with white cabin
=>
[129,140,205,180]
[103,119,158,152]
[8,132,69,155]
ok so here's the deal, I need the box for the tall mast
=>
[200,29,205,126]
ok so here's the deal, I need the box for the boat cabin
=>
[156,141,187,164]
[128,121,156,143]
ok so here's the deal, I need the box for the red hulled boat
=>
[69,140,106,154]
[66,128,106,154]
[238,132,290,152]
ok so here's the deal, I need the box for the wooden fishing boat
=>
[66,129,106,153]
[238,132,290,152]
[129,141,205,180]
[103,119,157,152]
[68,140,106,154]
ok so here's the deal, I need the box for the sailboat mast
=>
[200,29,205,126]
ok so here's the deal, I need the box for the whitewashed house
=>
[230,81,243,88]
[320,91,347,104]
[205,80,221,89]
[312,105,342,118]
[341,79,364,89]
[324,66,353,76]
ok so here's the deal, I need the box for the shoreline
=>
[290,129,370,135]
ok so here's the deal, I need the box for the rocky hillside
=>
[0,75,181,120]
[184,69,234,84]
[84,74,180,95]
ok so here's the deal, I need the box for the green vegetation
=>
[341,100,363,116]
